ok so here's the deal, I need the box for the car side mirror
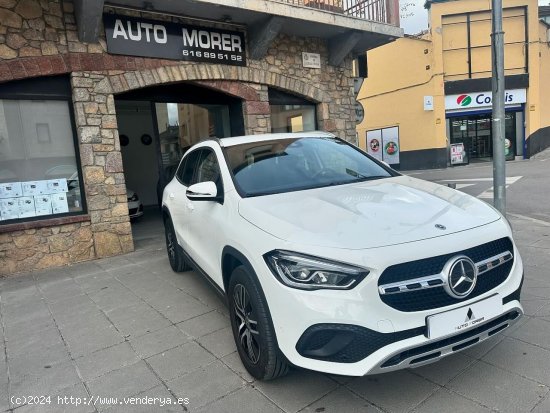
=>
[186,181,218,201]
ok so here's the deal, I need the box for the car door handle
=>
[169,193,175,199]
[186,202,194,211]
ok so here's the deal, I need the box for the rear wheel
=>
[164,217,191,272]
[228,265,289,380]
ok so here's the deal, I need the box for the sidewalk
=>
[0,213,549,413]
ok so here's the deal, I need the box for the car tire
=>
[164,217,191,272]
[228,265,289,380]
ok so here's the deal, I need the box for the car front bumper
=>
[257,227,524,376]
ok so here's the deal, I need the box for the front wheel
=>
[228,265,289,380]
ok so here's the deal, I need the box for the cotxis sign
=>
[103,14,247,66]
[445,89,526,110]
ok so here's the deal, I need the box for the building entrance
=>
[114,83,243,220]
[449,111,523,163]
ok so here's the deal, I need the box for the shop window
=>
[0,77,86,224]
[269,88,317,133]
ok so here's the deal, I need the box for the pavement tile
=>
[4,315,56,341]
[532,391,550,413]
[519,298,548,316]
[410,353,476,386]
[177,310,229,338]
[104,384,184,413]
[146,342,216,382]
[447,360,547,412]
[507,317,550,350]
[39,280,85,302]
[114,271,162,295]
[63,324,124,357]
[104,303,171,339]
[300,387,382,413]
[75,342,140,382]
[195,327,235,358]
[346,370,439,413]
[0,374,8,413]
[220,352,255,383]
[73,272,119,294]
[255,369,337,413]
[6,328,64,359]
[9,344,71,379]
[2,300,50,326]
[167,360,244,408]
[412,388,491,413]
[10,360,81,407]
[194,386,282,413]
[87,284,142,313]
[104,263,147,279]
[129,325,190,359]
[64,261,104,278]
[146,291,212,324]
[95,256,135,271]
[86,361,161,411]
[14,383,94,413]
[482,337,550,385]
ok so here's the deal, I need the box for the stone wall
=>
[0,1,357,275]
[0,220,94,275]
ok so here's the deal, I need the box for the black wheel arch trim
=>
[222,245,289,364]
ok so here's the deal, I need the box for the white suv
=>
[162,132,523,380]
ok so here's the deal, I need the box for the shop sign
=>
[355,101,364,124]
[103,14,246,66]
[366,126,400,165]
[450,143,466,165]
[445,89,526,110]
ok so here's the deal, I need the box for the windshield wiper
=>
[345,168,368,179]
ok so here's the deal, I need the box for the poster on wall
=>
[450,143,467,165]
[366,129,383,161]
[381,126,400,165]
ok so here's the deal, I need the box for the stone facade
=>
[0,0,356,275]
[0,220,94,274]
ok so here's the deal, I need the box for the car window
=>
[193,150,221,185]
[176,149,202,186]
[225,137,393,197]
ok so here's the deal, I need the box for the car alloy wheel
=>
[233,283,261,364]
[228,265,289,380]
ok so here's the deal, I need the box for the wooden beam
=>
[74,0,104,43]
[328,31,362,67]
[249,16,285,60]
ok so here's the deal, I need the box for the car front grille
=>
[378,237,514,312]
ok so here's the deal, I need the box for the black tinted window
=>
[194,150,221,184]
[225,137,393,197]
[176,150,202,186]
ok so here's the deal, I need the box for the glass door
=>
[154,103,231,201]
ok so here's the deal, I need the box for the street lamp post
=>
[491,0,506,214]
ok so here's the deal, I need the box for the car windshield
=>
[224,136,394,197]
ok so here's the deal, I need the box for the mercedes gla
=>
[162,132,523,380]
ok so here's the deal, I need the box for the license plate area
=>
[426,295,503,339]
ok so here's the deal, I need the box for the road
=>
[406,148,550,223]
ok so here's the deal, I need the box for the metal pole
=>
[491,0,506,214]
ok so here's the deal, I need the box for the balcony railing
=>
[273,0,399,25]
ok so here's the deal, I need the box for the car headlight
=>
[128,193,138,202]
[264,250,369,290]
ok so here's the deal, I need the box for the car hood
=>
[238,176,501,250]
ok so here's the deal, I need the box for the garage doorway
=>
[114,83,244,244]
